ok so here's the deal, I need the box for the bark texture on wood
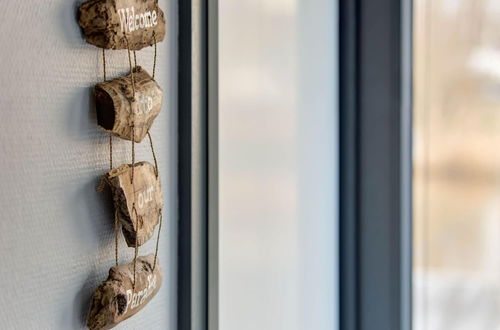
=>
[78,0,166,50]
[95,66,162,143]
[87,255,162,330]
[105,161,163,247]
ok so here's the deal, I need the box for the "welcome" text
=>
[118,7,158,33]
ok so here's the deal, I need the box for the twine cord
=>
[152,32,157,80]
[131,127,135,183]
[114,209,119,267]
[102,47,120,268]
[109,135,113,170]
[125,37,136,184]
[102,33,163,290]
[147,132,159,177]
[151,31,161,272]
[126,37,140,290]
[153,210,163,271]
[126,38,137,101]
[132,207,139,290]
[147,131,161,271]
[102,48,107,82]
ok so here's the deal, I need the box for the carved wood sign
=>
[95,66,162,143]
[78,1,167,327]
[87,255,162,330]
[78,0,166,50]
[105,161,163,247]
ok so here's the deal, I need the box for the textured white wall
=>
[0,1,177,329]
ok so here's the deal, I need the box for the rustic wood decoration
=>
[78,0,166,50]
[104,161,163,247]
[79,3,166,327]
[96,66,163,143]
[87,255,162,330]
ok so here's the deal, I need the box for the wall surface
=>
[0,1,177,329]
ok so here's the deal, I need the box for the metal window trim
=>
[207,0,219,329]
[178,0,218,328]
[180,0,413,327]
[339,0,413,329]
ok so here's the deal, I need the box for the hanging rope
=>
[126,37,140,290]
[147,131,159,177]
[102,48,107,82]
[109,136,113,170]
[126,39,137,99]
[102,48,114,171]
[152,32,157,80]
[114,209,119,267]
[98,25,163,292]
[132,206,139,289]
[126,53,137,97]
[104,34,161,289]
[126,37,137,185]
[110,134,117,267]
[102,47,121,268]
[150,26,161,273]
[131,126,136,183]
[149,129,161,271]
[152,210,163,271]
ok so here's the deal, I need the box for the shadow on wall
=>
[60,0,86,46]
[70,179,116,327]
[62,2,114,328]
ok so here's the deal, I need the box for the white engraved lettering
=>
[118,7,159,33]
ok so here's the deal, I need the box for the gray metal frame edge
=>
[339,0,413,329]
[207,0,219,328]
[178,0,208,329]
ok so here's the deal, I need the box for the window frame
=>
[178,0,217,329]
[339,0,413,329]
[179,0,412,328]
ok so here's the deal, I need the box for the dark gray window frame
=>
[339,0,413,330]
[178,0,217,329]
[178,0,206,328]
[180,0,411,328]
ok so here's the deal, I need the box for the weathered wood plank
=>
[78,0,166,50]
[95,66,162,143]
[87,255,162,330]
[105,161,163,247]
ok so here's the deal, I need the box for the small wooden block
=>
[95,66,163,143]
[78,0,166,50]
[87,255,162,330]
[105,161,163,247]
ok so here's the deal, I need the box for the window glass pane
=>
[414,1,500,329]
[218,0,338,329]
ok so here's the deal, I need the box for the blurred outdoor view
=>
[414,0,500,329]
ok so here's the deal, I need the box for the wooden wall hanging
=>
[87,255,162,330]
[96,66,163,142]
[77,0,167,329]
[104,161,163,247]
[79,0,166,50]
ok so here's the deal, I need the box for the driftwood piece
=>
[95,66,162,143]
[105,161,163,247]
[87,255,162,330]
[78,0,166,50]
